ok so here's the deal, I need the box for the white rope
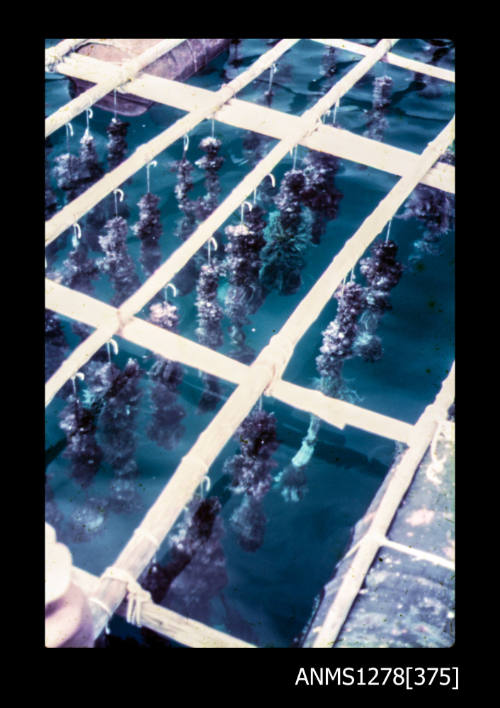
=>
[101,566,152,627]
[73,564,257,647]
[45,39,89,71]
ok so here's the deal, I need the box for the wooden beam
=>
[264,116,454,378]
[45,39,186,137]
[310,38,455,83]
[49,52,454,195]
[45,41,454,644]
[45,39,89,70]
[45,39,300,246]
[45,279,414,444]
[308,364,455,647]
[71,567,256,648]
[87,106,456,644]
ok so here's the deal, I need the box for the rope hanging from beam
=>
[45,38,455,648]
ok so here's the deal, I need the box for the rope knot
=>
[100,566,152,628]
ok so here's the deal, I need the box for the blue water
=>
[45,39,454,647]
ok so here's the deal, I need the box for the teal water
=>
[45,39,455,647]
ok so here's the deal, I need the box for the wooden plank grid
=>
[310,38,455,83]
[55,53,454,194]
[44,38,455,648]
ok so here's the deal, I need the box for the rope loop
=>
[101,566,152,628]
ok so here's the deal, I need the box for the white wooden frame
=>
[45,38,455,648]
